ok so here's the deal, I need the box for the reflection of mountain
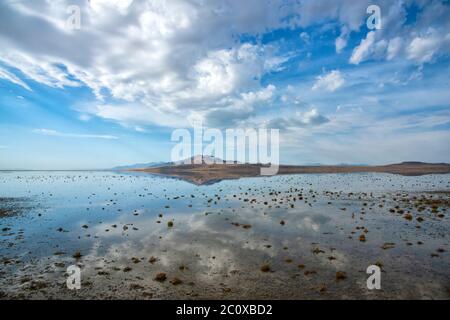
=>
[127,157,450,185]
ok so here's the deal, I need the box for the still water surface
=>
[0,171,449,299]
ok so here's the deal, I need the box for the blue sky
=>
[0,0,449,169]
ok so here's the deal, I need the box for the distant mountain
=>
[111,162,169,170]
[113,158,448,171]
[335,163,369,167]
[111,155,228,171]
[173,155,228,165]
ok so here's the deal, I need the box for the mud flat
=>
[0,171,449,299]
[0,197,32,217]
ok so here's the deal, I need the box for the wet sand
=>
[0,172,449,300]
[0,197,32,218]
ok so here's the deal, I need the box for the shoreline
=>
[131,162,450,185]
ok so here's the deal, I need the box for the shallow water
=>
[0,171,449,299]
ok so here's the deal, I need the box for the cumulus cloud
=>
[0,0,295,129]
[267,108,329,129]
[0,0,449,134]
[312,70,345,92]
[201,84,277,128]
[348,1,450,65]
[387,37,403,60]
[296,0,370,31]
[407,31,450,64]
[349,31,376,65]
[0,0,417,130]
[33,128,118,140]
[349,31,391,65]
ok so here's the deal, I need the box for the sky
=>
[0,0,449,170]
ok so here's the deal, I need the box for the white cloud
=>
[75,103,186,128]
[0,0,449,136]
[407,36,438,63]
[0,52,80,89]
[296,0,370,31]
[259,107,329,130]
[0,1,293,128]
[284,129,450,165]
[199,85,277,128]
[280,104,450,165]
[312,70,345,92]
[335,36,347,54]
[74,83,277,130]
[90,0,134,14]
[387,37,403,60]
[1,0,418,130]
[241,84,276,104]
[346,1,450,66]
[335,26,349,53]
[407,31,450,64]
[192,44,268,98]
[33,128,118,140]
[0,67,31,91]
[349,31,376,65]
[349,31,388,65]
[300,32,310,44]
